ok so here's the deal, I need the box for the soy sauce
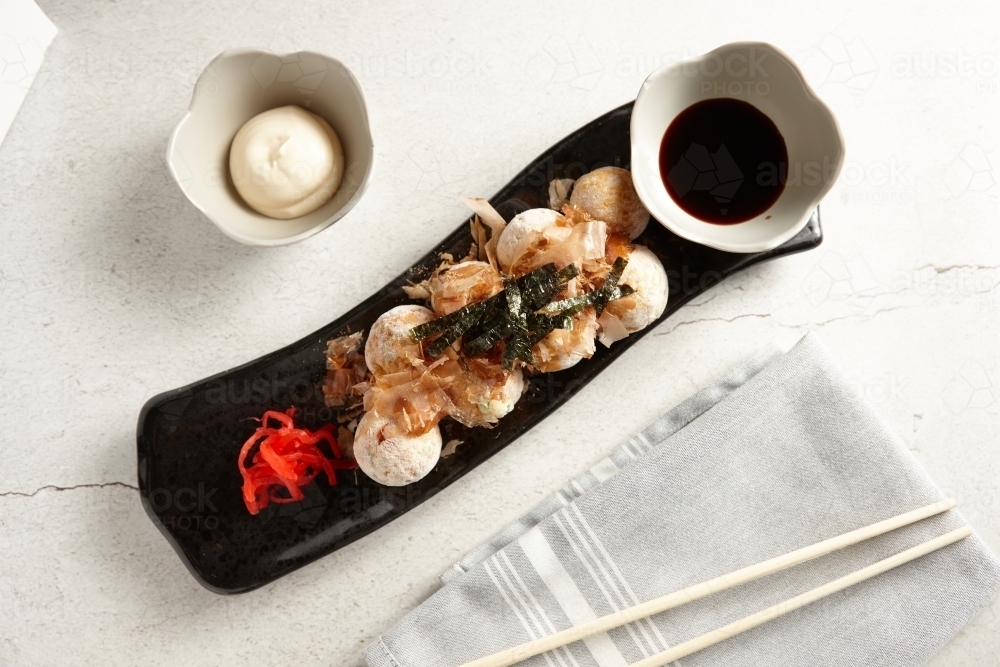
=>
[659,98,787,224]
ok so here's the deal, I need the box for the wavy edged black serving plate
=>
[137,101,822,594]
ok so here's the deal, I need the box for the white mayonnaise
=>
[229,105,344,219]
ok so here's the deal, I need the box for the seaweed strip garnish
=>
[410,258,629,364]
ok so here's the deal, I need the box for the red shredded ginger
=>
[238,407,358,515]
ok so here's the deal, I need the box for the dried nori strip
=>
[590,256,629,316]
[539,293,592,314]
[411,284,508,342]
[425,300,488,357]
[411,258,632,361]
[516,264,559,311]
[615,284,636,299]
[464,318,518,357]
[501,331,533,370]
[410,306,470,340]
[463,311,505,348]
[462,292,506,342]
[526,312,573,332]
[503,276,524,322]
[554,263,581,284]
[538,261,633,316]
[461,264,563,355]
[540,284,635,314]
[521,314,570,351]
[526,326,555,348]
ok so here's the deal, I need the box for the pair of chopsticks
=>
[461,498,969,667]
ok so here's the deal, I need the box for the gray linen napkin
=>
[365,334,1000,667]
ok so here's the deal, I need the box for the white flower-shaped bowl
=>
[631,41,845,253]
[166,49,374,246]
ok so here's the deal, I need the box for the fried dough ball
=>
[607,245,668,332]
[570,167,649,239]
[353,411,442,486]
[531,307,599,373]
[496,208,564,271]
[365,305,434,376]
[485,368,525,420]
[428,261,503,316]
[450,366,525,424]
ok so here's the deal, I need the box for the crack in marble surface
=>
[655,300,932,337]
[914,264,1000,274]
[654,312,773,335]
[0,481,138,498]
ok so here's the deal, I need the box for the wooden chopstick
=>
[460,498,958,667]
[629,525,973,667]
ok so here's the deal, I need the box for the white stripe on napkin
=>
[589,458,620,484]
[554,509,664,659]
[569,504,672,652]
[499,551,581,667]
[484,557,565,667]
[518,526,629,667]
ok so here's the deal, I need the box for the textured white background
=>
[1,1,998,665]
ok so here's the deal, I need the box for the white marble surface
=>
[1,1,998,665]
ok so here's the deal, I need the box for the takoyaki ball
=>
[428,261,503,316]
[530,307,599,373]
[570,167,649,240]
[607,245,668,332]
[450,366,525,425]
[353,410,442,486]
[496,208,565,271]
[365,305,435,376]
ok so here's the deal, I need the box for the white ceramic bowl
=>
[631,41,844,253]
[166,49,374,246]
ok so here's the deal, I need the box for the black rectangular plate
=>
[137,101,822,593]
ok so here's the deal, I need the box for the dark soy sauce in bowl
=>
[659,98,787,224]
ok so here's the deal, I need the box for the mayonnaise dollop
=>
[229,105,344,219]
